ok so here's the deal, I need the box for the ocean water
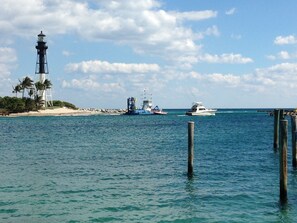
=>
[1,109,297,223]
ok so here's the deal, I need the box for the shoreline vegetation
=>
[1,74,127,117]
[0,96,126,117]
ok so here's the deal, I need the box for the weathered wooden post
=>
[188,121,194,175]
[274,109,280,150]
[280,109,284,120]
[280,119,288,203]
[292,131,297,168]
[291,116,297,168]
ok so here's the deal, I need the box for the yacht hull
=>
[186,111,216,116]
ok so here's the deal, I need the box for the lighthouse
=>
[35,31,52,107]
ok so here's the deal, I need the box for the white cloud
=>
[188,71,240,86]
[251,63,297,91]
[225,8,236,15]
[188,63,297,94]
[208,73,240,85]
[60,62,297,108]
[278,51,290,59]
[62,78,125,92]
[274,35,297,45]
[258,62,297,75]
[0,47,17,94]
[98,0,161,10]
[204,26,220,37]
[174,10,217,21]
[198,53,253,64]
[65,60,160,74]
[267,51,297,60]
[0,47,17,78]
[0,47,17,63]
[0,0,219,68]
[195,25,220,40]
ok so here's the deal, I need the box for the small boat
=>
[185,102,216,116]
[152,106,167,115]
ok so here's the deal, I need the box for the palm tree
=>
[35,81,45,91]
[43,79,52,90]
[43,79,53,107]
[34,95,43,109]
[12,77,53,110]
[12,84,22,97]
[18,79,25,98]
[22,76,34,87]
[28,88,35,98]
[20,76,34,98]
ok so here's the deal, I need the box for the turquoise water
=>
[1,109,297,222]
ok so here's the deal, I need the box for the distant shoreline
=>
[2,107,126,117]
[2,107,296,117]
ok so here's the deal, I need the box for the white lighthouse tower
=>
[35,31,53,107]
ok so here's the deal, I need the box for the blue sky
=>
[1,0,297,109]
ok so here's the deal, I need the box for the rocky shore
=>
[258,109,297,116]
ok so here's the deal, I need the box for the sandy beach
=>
[6,107,126,117]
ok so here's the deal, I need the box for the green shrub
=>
[52,100,77,109]
[0,97,78,113]
[0,96,25,113]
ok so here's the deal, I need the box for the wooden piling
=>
[188,121,194,175]
[279,120,288,203]
[280,109,285,120]
[291,116,297,168]
[294,131,297,168]
[274,109,280,150]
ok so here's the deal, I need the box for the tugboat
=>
[125,96,153,115]
[125,89,167,115]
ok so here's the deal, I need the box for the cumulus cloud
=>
[257,62,297,75]
[60,61,297,108]
[184,62,297,97]
[274,35,297,45]
[65,60,160,74]
[0,0,219,67]
[249,63,297,91]
[198,53,253,64]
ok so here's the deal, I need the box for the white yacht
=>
[185,102,216,116]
